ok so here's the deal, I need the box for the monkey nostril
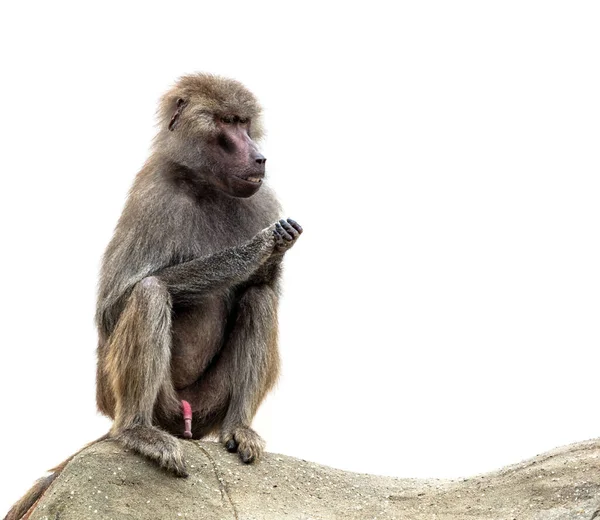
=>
[254,154,266,165]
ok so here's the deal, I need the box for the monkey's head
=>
[155,73,267,198]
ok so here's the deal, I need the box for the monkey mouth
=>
[234,174,264,184]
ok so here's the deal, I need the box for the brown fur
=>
[4,73,302,519]
[94,73,301,475]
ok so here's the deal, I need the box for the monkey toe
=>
[239,440,263,463]
[160,452,189,478]
[159,446,189,478]
[166,462,190,478]
[225,439,239,452]
[239,450,255,464]
[222,426,265,464]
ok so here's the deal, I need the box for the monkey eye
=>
[220,115,234,124]
[238,117,248,124]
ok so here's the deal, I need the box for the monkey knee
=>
[127,276,171,313]
[135,276,168,297]
[140,276,162,290]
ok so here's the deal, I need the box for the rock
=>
[26,438,600,520]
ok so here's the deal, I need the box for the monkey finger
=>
[273,223,286,239]
[274,224,292,245]
[287,219,303,234]
[276,221,293,241]
[280,220,298,238]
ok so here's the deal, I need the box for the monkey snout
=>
[253,153,267,165]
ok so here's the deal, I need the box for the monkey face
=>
[164,111,266,198]
[166,112,266,198]
[155,73,267,199]
[202,115,266,198]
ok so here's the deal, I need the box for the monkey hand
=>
[272,218,303,254]
[252,218,302,265]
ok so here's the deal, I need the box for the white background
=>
[1,1,599,514]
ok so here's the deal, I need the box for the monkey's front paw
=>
[273,218,303,253]
[221,427,265,464]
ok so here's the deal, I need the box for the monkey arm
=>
[97,219,299,334]
[155,217,301,302]
[155,233,273,305]
[245,252,283,286]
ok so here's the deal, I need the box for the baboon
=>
[5,73,301,520]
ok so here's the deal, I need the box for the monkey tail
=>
[3,433,110,520]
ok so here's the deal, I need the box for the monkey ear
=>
[168,98,187,131]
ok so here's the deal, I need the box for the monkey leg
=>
[219,284,280,463]
[104,276,187,477]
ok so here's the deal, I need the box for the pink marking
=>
[181,400,192,439]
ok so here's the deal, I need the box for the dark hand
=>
[273,218,303,253]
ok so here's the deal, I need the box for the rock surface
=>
[26,438,600,520]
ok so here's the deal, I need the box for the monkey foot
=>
[115,425,188,477]
[221,426,265,464]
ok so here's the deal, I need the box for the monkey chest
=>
[169,294,230,390]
